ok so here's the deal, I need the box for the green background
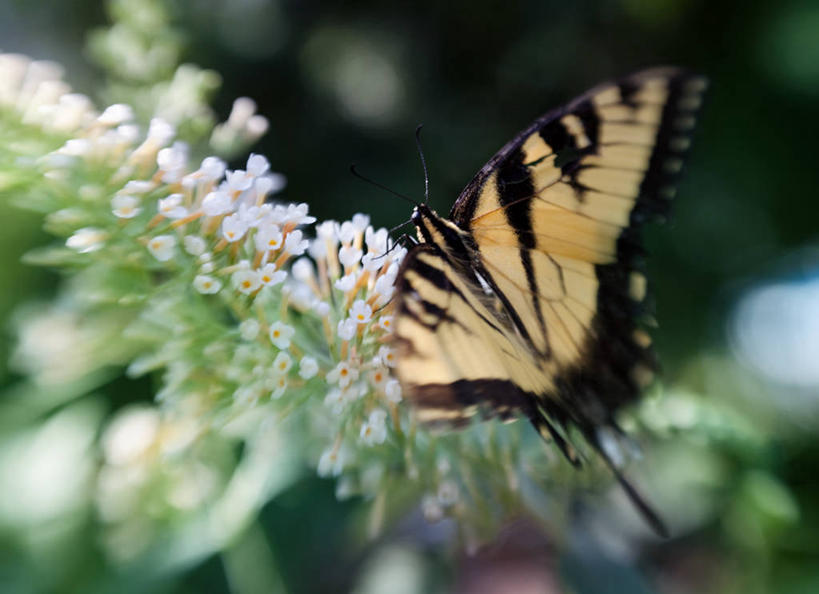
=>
[1,0,819,592]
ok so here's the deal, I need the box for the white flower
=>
[316,220,338,242]
[202,190,233,216]
[272,351,292,375]
[246,153,270,176]
[284,229,309,256]
[361,252,382,272]
[324,388,345,414]
[234,385,260,406]
[339,245,363,268]
[122,180,155,194]
[314,301,330,317]
[365,226,389,254]
[146,118,175,147]
[351,213,370,232]
[271,375,287,399]
[377,316,394,332]
[111,194,141,219]
[369,368,389,390]
[285,202,314,225]
[98,104,133,126]
[291,258,314,282]
[254,175,283,200]
[259,263,287,286]
[200,261,215,274]
[183,235,207,256]
[66,227,108,253]
[349,300,372,324]
[385,379,402,403]
[233,269,261,294]
[157,141,188,182]
[327,361,359,388]
[338,221,356,244]
[225,169,253,192]
[222,213,248,242]
[158,193,188,219]
[336,318,357,341]
[147,234,176,261]
[239,318,260,340]
[317,446,346,478]
[360,409,388,445]
[299,356,319,379]
[199,156,227,181]
[269,321,295,349]
[334,272,357,292]
[255,224,283,252]
[377,345,396,368]
[193,274,222,294]
[374,274,395,300]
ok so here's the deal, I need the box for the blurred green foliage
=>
[1,0,819,593]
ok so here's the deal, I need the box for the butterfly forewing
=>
[393,67,706,536]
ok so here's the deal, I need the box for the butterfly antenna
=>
[350,165,419,207]
[415,124,430,204]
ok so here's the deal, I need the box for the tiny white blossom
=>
[314,301,331,317]
[336,318,357,341]
[324,388,346,414]
[284,229,309,256]
[339,245,363,268]
[285,202,314,225]
[272,351,293,375]
[365,226,389,254]
[291,258,314,282]
[351,213,370,232]
[199,156,227,181]
[157,141,188,182]
[360,409,388,445]
[350,300,372,324]
[269,321,295,349]
[246,153,270,177]
[259,263,287,286]
[385,379,402,402]
[122,180,155,194]
[199,261,215,274]
[66,227,107,253]
[316,220,338,242]
[146,118,175,147]
[374,274,395,300]
[202,190,232,216]
[334,272,357,292]
[225,169,253,192]
[97,104,133,126]
[183,235,207,256]
[271,375,288,399]
[317,446,346,477]
[369,367,389,390]
[377,345,396,368]
[147,234,176,261]
[193,274,222,294]
[239,318,260,340]
[327,361,359,388]
[158,193,188,219]
[361,252,382,272]
[377,316,394,332]
[299,356,319,380]
[222,213,248,242]
[255,224,283,252]
[233,269,261,294]
[111,194,141,219]
[338,221,356,243]
[233,385,260,406]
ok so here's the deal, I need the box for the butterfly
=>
[392,67,707,535]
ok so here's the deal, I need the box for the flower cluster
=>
[0,49,603,558]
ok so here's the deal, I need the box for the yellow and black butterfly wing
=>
[393,68,706,534]
[449,67,706,420]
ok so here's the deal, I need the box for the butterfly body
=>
[393,68,707,534]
